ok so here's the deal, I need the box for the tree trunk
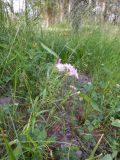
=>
[103,1,108,21]
[46,1,55,27]
[59,0,64,22]
[25,0,29,25]
[70,0,82,32]
[10,0,14,14]
[63,0,70,20]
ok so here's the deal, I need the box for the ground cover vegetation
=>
[0,0,120,159]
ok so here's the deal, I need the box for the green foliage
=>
[111,118,120,128]
[100,154,113,160]
[55,147,80,160]
[0,18,120,159]
[3,135,16,160]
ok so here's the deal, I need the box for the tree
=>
[25,0,29,25]
[45,0,57,27]
[70,0,86,32]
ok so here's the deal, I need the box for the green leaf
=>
[35,129,47,141]
[4,137,16,160]
[91,101,102,112]
[112,150,118,159]
[100,154,112,160]
[40,42,58,58]
[115,106,120,112]
[111,119,120,128]
[13,143,23,160]
[79,92,91,102]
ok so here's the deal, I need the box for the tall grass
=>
[41,24,120,82]
[0,19,120,159]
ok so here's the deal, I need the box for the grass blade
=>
[40,42,58,58]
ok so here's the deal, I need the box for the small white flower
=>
[79,97,83,101]
[73,91,81,95]
[14,103,19,106]
[87,82,92,85]
[70,85,77,91]
[116,84,120,88]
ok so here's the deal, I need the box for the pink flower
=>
[56,59,79,79]
[65,64,79,79]
[56,59,65,72]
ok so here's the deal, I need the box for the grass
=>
[0,21,120,160]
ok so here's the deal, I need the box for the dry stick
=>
[87,134,104,160]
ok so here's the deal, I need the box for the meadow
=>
[0,20,120,160]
